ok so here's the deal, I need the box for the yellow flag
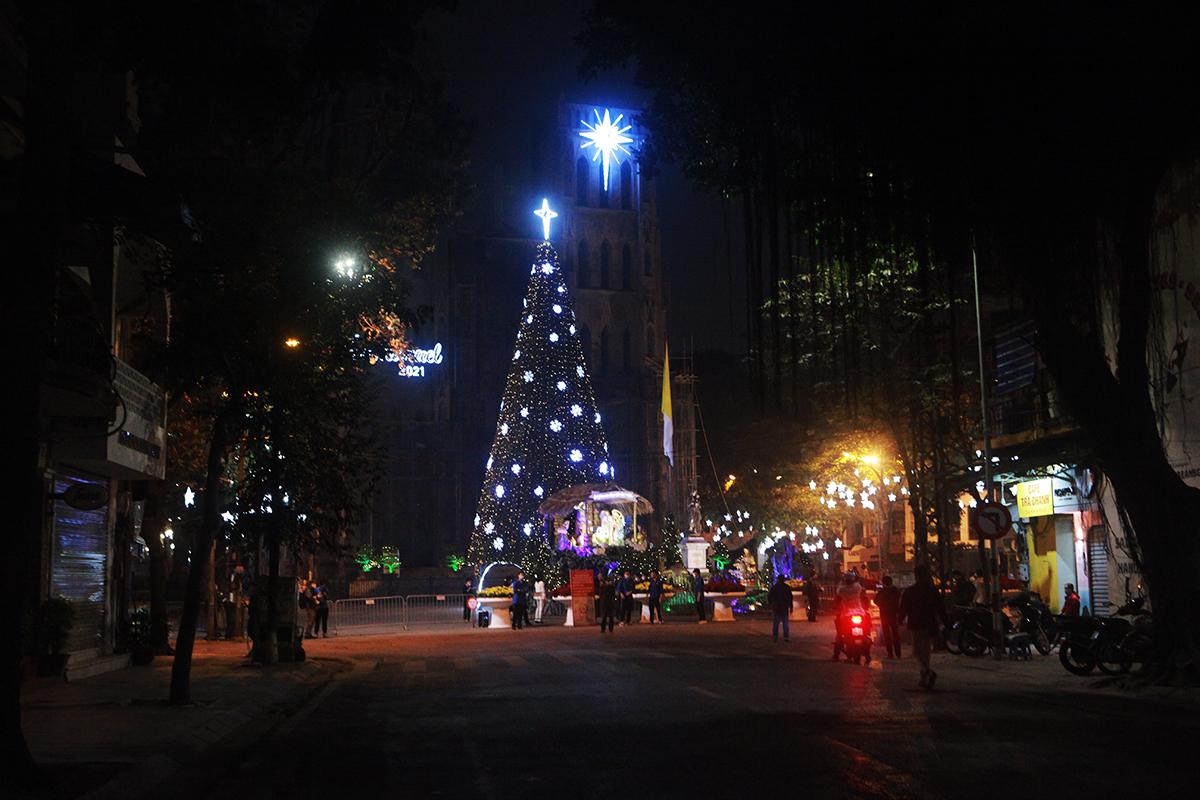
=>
[662,343,673,466]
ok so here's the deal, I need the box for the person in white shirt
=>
[534,577,547,623]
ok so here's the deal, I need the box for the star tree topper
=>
[535,198,558,240]
[580,108,633,192]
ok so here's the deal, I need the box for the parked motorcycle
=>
[1096,597,1155,675]
[956,605,1013,656]
[1005,592,1055,655]
[1056,614,1105,675]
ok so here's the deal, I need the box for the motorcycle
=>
[1095,597,1155,675]
[1056,614,1105,675]
[1005,592,1055,655]
[835,607,873,664]
[956,604,1013,657]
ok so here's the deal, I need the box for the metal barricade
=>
[405,594,472,628]
[331,595,405,634]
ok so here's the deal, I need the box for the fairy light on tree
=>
[470,200,611,573]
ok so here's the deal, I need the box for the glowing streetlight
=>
[334,255,356,279]
[284,338,300,348]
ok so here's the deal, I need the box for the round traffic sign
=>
[974,501,1013,540]
[467,597,479,611]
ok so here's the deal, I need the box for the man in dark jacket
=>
[899,563,949,689]
[511,572,530,630]
[803,575,821,622]
[648,570,664,624]
[597,575,617,632]
[874,575,903,658]
[767,575,793,642]
[616,570,635,626]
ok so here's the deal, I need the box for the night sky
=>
[421,0,744,356]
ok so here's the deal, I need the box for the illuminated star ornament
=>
[580,108,633,191]
[535,198,558,240]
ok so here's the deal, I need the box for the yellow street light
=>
[284,338,300,348]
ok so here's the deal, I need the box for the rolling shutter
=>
[51,471,109,653]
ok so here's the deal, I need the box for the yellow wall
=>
[1027,516,1059,611]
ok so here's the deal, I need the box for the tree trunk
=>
[1,1,87,789]
[204,539,218,641]
[170,409,233,705]
[265,530,281,665]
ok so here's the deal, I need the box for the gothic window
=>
[598,164,610,209]
[646,326,656,358]
[621,244,632,290]
[622,328,631,371]
[576,156,589,206]
[620,160,633,210]
[600,327,611,372]
[644,246,652,277]
[599,242,611,289]
[577,240,590,288]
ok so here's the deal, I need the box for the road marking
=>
[688,686,723,699]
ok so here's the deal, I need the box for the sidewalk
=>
[19,639,343,800]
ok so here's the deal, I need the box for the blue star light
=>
[580,108,633,191]
[535,198,558,240]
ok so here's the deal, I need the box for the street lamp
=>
[844,453,890,578]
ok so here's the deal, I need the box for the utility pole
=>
[972,241,1005,659]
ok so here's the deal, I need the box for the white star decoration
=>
[534,198,558,240]
[580,108,633,191]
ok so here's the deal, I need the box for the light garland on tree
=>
[469,200,612,571]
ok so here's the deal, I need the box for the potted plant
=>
[126,608,155,666]
[30,597,75,677]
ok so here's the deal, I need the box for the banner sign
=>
[569,569,596,627]
[1016,478,1054,518]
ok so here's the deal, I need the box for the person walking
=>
[648,569,664,623]
[874,575,902,658]
[511,572,530,630]
[692,568,707,624]
[597,575,617,632]
[534,576,547,624]
[768,574,793,642]
[803,574,821,622]
[313,582,331,638]
[616,570,635,625]
[899,563,949,689]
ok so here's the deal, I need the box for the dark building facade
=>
[370,103,677,566]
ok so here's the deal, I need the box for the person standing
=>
[597,575,617,632]
[900,563,949,689]
[1061,583,1081,616]
[874,575,903,658]
[313,582,331,638]
[692,568,707,624]
[463,577,475,621]
[950,570,974,607]
[533,576,547,624]
[803,574,821,622]
[511,572,530,630]
[768,575,793,642]
[616,570,635,626]
[648,569,664,624]
[301,580,317,640]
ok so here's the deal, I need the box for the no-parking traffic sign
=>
[972,501,1013,540]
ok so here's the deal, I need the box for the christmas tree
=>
[469,201,612,573]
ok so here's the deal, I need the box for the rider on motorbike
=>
[832,571,870,663]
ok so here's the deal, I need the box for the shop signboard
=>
[1016,478,1054,518]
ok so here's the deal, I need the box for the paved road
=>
[142,618,1198,800]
